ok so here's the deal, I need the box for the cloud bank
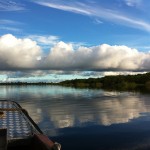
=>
[0,34,150,72]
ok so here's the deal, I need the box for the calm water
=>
[0,86,150,150]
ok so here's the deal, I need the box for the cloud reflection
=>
[97,97,147,125]
[46,95,149,128]
[0,86,149,128]
[22,103,42,123]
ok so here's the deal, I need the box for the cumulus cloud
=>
[0,34,150,72]
[44,41,150,71]
[0,34,42,70]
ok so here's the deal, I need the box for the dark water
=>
[0,86,150,150]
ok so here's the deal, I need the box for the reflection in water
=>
[29,96,149,128]
[0,86,149,127]
[1,86,150,149]
[97,97,148,125]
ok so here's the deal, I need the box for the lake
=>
[0,85,150,150]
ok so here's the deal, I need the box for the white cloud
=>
[33,0,150,32]
[1,34,150,72]
[34,0,92,16]
[0,19,22,25]
[0,34,42,70]
[99,71,147,76]
[0,26,21,32]
[124,0,142,7]
[0,20,23,32]
[0,0,25,11]
[44,41,150,71]
[94,18,103,24]
[27,35,59,46]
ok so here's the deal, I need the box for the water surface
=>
[0,85,150,150]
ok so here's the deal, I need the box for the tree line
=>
[58,72,150,91]
[0,72,150,92]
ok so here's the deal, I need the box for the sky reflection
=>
[1,86,150,149]
[0,86,149,128]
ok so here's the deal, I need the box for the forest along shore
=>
[58,72,150,91]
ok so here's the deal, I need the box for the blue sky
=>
[0,0,150,82]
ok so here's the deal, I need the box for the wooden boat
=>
[0,100,61,150]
